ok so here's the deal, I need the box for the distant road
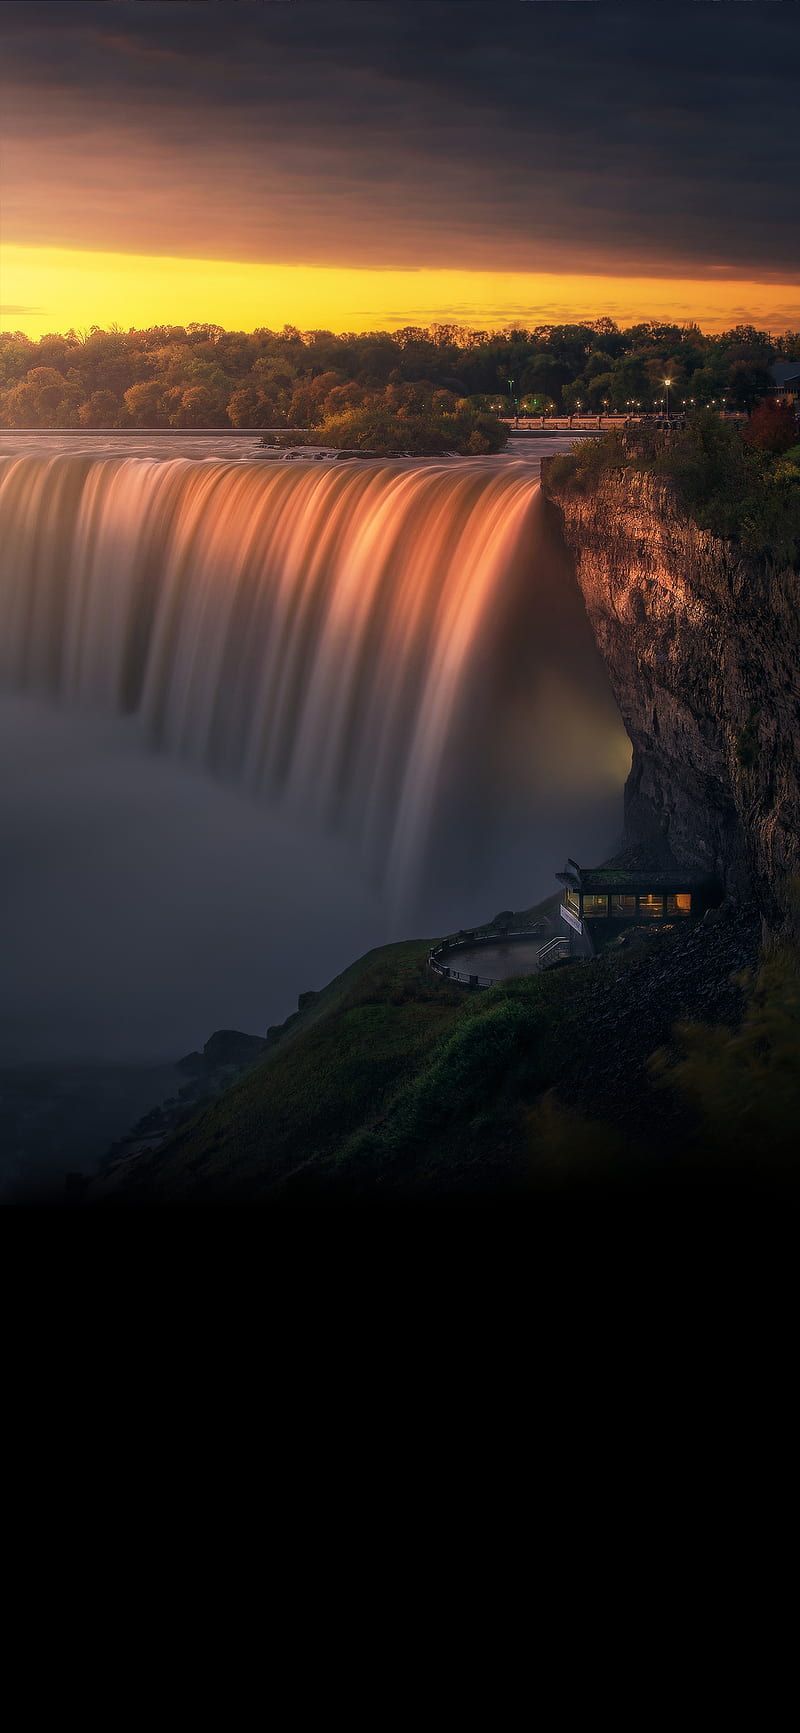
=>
[506,426,605,439]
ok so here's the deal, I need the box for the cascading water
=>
[0,452,628,902]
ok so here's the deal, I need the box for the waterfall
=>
[0,452,627,897]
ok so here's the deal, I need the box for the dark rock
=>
[547,469,800,939]
[176,1049,205,1076]
[202,1029,267,1068]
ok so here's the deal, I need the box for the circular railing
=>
[427,922,564,988]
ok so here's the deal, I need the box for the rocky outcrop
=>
[543,467,800,933]
[95,1028,268,1185]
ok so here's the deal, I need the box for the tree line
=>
[0,318,797,430]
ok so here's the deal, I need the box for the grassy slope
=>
[97,891,787,1202]
[96,937,460,1200]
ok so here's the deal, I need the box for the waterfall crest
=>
[0,453,550,887]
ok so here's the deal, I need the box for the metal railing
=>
[427,920,565,989]
[537,937,571,969]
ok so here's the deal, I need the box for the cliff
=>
[87,461,799,1203]
[543,466,800,934]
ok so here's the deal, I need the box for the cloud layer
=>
[2,0,799,281]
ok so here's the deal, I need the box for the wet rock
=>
[546,468,800,939]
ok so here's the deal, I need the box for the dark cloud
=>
[1,0,798,277]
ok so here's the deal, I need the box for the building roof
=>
[557,860,714,893]
[769,362,800,386]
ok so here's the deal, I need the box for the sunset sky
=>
[2,0,799,337]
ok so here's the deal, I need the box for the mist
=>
[0,694,394,1063]
[0,454,630,1066]
[0,448,631,1201]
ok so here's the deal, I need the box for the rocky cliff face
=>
[544,467,800,933]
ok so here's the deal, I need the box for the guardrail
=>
[428,920,565,988]
[504,412,747,431]
[537,937,571,969]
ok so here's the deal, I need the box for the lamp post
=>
[664,376,673,420]
[507,377,518,426]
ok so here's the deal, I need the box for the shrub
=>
[743,400,798,453]
[547,411,800,567]
[267,395,507,456]
[650,944,800,1168]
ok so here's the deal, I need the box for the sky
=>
[1,0,799,336]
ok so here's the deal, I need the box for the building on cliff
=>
[557,860,717,947]
[543,459,799,938]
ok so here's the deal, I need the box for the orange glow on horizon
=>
[2,245,799,339]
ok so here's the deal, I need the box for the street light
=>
[507,376,518,425]
[664,377,673,419]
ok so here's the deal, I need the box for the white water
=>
[0,448,629,1062]
[0,453,546,891]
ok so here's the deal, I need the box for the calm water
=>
[446,940,547,980]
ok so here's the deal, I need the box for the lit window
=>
[565,887,580,915]
[637,894,664,918]
[666,893,692,915]
[583,894,609,918]
[611,894,637,916]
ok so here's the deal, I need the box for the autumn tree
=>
[166,384,226,427]
[1,367,80,427]
[78,389,125,427]
[124,381,168,426]
[227,386,274,427]
[743,400,798,454]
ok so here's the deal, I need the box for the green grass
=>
[97,900,798,1202]
[101,939,466,1200]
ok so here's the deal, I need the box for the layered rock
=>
[543,467,800,933]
